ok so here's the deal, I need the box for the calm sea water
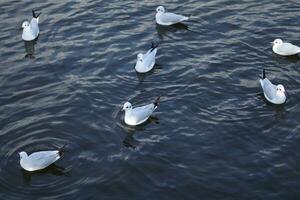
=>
[1,0,300,199]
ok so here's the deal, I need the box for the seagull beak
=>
[270,42,274,46]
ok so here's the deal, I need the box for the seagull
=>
[259,69,286,105]
[155,6,189,26]
[19,145,66,171]
[122,97,160,126]
[272,39,300,56]
[135,42,158,73]
[22,10,40,41]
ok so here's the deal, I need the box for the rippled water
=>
[1,0,300,199]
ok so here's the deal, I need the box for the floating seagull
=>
[155,6,189,26]
[19,145,66,172]
[259,69,286,105]
[272,39,300,56]
[22,10,40,41]
[135,42,158,73]
[122,97,160,126]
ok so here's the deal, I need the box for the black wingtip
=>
[262,69,266,79]
[150,41,159,52]
[32,9,41,18]
[154,97,160,107]
[58,144,68,157]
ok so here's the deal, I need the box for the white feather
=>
[135,48,157,73]
[19,150,61,171]
[22,17,39,41]
[156,6,189,26]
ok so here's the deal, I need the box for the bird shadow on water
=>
[257,93,287,120]
[135,64,162,83]
[21,164,70,185]
[156,23,189,40]
[122,116,160,149]
[23,36,39,59]
[273,53,300,63]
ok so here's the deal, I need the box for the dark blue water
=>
[1,0,300,199]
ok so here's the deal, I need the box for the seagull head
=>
[272,39,283,46]
[276,84,286,97]
[19,151,28,159]
[156,6,165,13]
[22,21,30,29]
[122,102,132,111]
[137,53,143,62]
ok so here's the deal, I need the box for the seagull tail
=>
[32,9,41,19]
[58,144,68,157]
[153,97,160,108]
[262,69,266,79]
[150,41,159,52]
[259,69,266,79]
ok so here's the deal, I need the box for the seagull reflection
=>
[156,23,189,39]
[24,37,38,59]
[135,64,162,83]
[122,116,160,149]
[257,93,286,119]
[21,163,69,185]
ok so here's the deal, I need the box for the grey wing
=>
[30,18,39,36]
[262,79,276,100]
[143,49,157,68]
[132,104,155,123]
[280,43,300,54]
[29,151,60,168]
[161,12,187,23]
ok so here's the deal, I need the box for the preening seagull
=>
[135,42,158,73]
[122,97,160,126]
[19,145,66,171]
[272,39,300,56]
[22,10,40,41]
[155,6,189,26]
[259,69,286,105]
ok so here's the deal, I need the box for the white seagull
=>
[135,42,158,73]
[22,10,40,41]
[122,97,160,126]
[19,145,66,171]
[155,6,189,26]
[272,39,300,56]
[259,69,286,105]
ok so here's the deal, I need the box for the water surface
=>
[1,0,300,199]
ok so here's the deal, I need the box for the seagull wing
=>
[131,104,156,124]
[28,151,60,169]
[160,12,188,24]
[279,43,300,55]
[143,48,157,69]
[260,78,276,100]
[30,18,39,37]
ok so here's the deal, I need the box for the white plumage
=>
[22,10,40,41]
[19,147,64,171]
[259,69,286,105]
[272,39,300,56]
[135,43,158,73]
[122,97,160,126]
[155,6,189,26]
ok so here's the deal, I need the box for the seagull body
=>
[259,69,286,105]
[22,10,40,41]
[272,39,300,56]
[155,6,189,26]
[19,146,65,171]
[123,97,160,126]
[135,43,158,73]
